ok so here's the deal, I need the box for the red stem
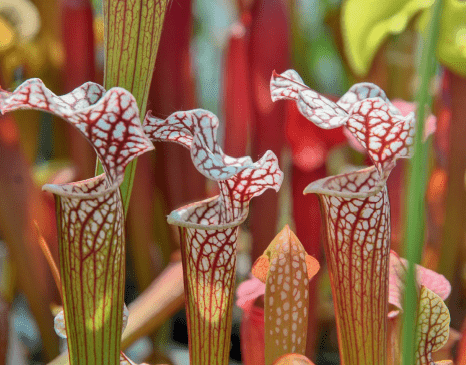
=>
[62,0,96,180]
[249,0,289,261]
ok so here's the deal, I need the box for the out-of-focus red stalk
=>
[386,163,405,252]
[0,294,8,364]
[236,0,255,15]
[438,70,466,287]
[223,17,253,158]
[438,69,466,355]
[291,166,324,257]
[426,72,450,257]
[0,113,59,359]
[127,153,159,290]
[286,100,346,258]
[61,0,96,180]
[148,0,205,212]
[291,165,323,357]
[425,168,447,264]
[456,317,466,365]
[248,0,289,261]
[61,0,95,88]
[423,72,450,268]
[240,304,265,365]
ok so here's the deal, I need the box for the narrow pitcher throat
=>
[167,195,249,230]
[310,166,391,365]
[304,165,389,200]
[302,161,391,365]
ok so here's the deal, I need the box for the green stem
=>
[401,1,443,364]
[98,0,169,214]
[56,188,125,365]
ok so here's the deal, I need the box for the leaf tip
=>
[305,255,320,280]
[252,255,269,283]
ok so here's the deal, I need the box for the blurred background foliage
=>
[0,0,465,364]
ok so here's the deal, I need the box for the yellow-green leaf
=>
[415,286,451,365]
[341,0,434,76]
[419,0,466,76]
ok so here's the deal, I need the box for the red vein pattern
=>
[144,110,254,182]
[415,287,451,365]
[0,79,153,186]
[272,71,437,365]
[252,226,319,365]
[344,99,416,179]
[271,69,400,128]
[305,166,390,365]
[144,109,283,365]
[0,79,153,365]
[271,69,430,180]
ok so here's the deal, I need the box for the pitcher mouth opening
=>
[167,195,248,230]
[304,165,387,199]
[42,173,121,200]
